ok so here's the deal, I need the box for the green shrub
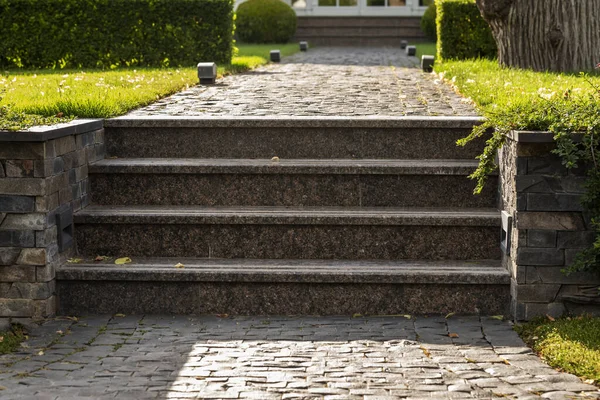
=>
[0,0,234,69]
[435,0,496,61]
[236,0,297,44]
[421,3,437,41]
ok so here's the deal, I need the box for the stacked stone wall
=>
[499,133,600,320]
[0,121,104,319]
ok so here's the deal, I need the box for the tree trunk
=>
[476,0,600,72]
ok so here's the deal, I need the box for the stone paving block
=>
[1,315,598,399]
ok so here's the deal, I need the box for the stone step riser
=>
[74,223,500,260]
[89,173,497,208]
[105,127,486,159]
[295,27,425,37]
[57,280,509,315]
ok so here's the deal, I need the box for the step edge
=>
[73,207,501,226]
[105,115,484,129]
[57,266,510,284]
[89,160,485,176]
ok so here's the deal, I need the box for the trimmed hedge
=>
[0,0,234,69]
[236,0,297,44]
[421,3,437,42]
[436,0,496,61]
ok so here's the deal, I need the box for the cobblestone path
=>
[0,315,598,399]
[129,47,477,117]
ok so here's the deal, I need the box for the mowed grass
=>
[434,59,600,128]
[515,316,600,384]
[0,43,299,129]
[414,42,437,59]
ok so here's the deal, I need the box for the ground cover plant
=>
[0,44,299,131]
[515,315,600,385]
[0,324,27,355]
[436,59,600,275]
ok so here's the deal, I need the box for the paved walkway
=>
[129,47,477,117]
[0,315,598,399]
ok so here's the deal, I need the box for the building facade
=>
[235,0,430,45]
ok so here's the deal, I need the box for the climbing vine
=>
[456,73,600,276]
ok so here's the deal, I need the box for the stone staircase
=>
[294,17,425,46]
[56,116,510,315]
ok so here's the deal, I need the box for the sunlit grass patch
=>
[434,59,600,120]
[515,315,600,384]
[0,44,300,130]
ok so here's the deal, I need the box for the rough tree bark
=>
[476,0,600,72]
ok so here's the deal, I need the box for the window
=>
[366,0,406,6]
[318,0,357,6]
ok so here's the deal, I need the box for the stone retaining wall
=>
[0,120,104,320]
[499,131,600,320]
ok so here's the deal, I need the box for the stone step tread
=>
[75,205,500,226]
[58,258,509,284]
[90,158,486,175]
[105,115,484,129]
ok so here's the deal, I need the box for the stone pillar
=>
[499,131,600,320]
[0,120,104,321]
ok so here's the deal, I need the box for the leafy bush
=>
[435,0,496,61]
[421,3,437,41]
[437,59,600,275]
[0,0,234,69]
[236,0,297,44]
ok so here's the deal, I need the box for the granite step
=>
[89,158,497,207]
[57,258,510,315]
[74,205,501,260]
[103,116,487,159]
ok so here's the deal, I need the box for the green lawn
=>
[435,59,600,118]
[414,42,437,59]
[515,316,600,384]
[0,43,299,130]
[434,58,600,193]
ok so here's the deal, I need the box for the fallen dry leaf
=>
[352,313,363,318]
[174,263,185,269]
[215,314,229,318]
[490,315,504,320]
[56,330,63,335]
[94,255,108,262]
[546,314,556,322]
[115,313,126,318]
[0,336,3,343]
[37,351,44,356]
[448,333,459,338]
[115,257,132,265]
[66,258,83,264]
[445,312,455,319]
[271,156,280,162]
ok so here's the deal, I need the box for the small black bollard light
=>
[421,55,435,72]
[197,62,217,84]
[406,46,416,56]
[299,41,308,52]
[270,50,281,62]
[400,40,408,49]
